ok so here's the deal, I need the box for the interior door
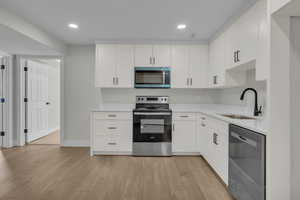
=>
[153,45,171,66]
[95,45,116,87]
[115,45,134,88]
[134,45,153,67]
[27,60,49,142]
[171,45,189,88]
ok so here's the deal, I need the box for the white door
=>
[189,45,208,88]
[95,45,116,87]
[115,45,134,88]
[171,45,189,88]
[153,45,171,66]
[134,45,153,67]
[172,120,197,152]
[27,60,49,142]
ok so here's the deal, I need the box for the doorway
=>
[22,58,61,145]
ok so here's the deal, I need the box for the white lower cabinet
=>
[198,114,229,185]
[91,112,132,155]
[172,113,197,153]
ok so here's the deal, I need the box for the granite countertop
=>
[92,104,268,134]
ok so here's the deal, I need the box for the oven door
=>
[133,112,172,142]
[134,67,170,88]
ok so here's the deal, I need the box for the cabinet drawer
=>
[94,135,120,151]
[93,112,132,120]
[174,113,196,121]
[94,120,121,136]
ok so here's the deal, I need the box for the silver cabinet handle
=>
[190,78,192,86]
[107,114,117,118]
[108,127,117,130]
[108,142,117,145]
[113,77,115,85]
[153,57,156,65]
[201,123,206,127]
[173,124,175,131]
[180,115,189,118]
[213,133,219,145]
[201,117,206,120]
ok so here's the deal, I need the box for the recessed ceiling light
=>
[177,24,187,30]
[68,23,79,29]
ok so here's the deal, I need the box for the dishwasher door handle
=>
[231,132,257,148]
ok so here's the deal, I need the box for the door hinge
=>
[0,98,5,103]
[24,129,28,133]
[1,65,5,70]
[24,98,28,102]
[24,67,28,72]
[0,131,5,136]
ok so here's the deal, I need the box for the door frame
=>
[0,54,13,148]
[16,55,64,146]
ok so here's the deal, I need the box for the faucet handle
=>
[258,106,263,114]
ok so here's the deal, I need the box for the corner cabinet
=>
[171,45,208,88]
[95,44,134,88]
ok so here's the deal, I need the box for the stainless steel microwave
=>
[134,67,171,88]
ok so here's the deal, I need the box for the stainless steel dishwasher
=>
[229,124,266,200]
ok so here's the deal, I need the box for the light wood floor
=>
[30,130,60,145]
[0,145,233,200]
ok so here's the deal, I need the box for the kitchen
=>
[0,0,298,199]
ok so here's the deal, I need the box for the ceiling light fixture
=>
[177,24,187,30]
[68,23,79,29]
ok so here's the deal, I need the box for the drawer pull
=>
[201,123,206,127]
[107,114,117,118]
[180,116,189,118]
[108,142,117,145]
[201,117,206,120]
[108,127,117,130]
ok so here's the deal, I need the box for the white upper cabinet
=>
[171,45,208,89]
[189,45,208,88]
[95,44,134,88]
[134,44,171,67]
[95,44,116,88]
[153,45,171,66]
[208,34,226,88]
[134,45,153,67]
[171,45,190,88]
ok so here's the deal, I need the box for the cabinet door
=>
[208,33,226,87]
[189,45,208,88]
[173,120,197,152]
[134,45,153,66]
[225,22,241,69]
[171,45,189,88]
[95,45,116,87]
[115,45,134,88]
[153,45,171,66]
[213,130,229,184]
[238,2,260,66]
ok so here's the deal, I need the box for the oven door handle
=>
[134,112,171,116]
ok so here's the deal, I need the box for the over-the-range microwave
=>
[134,67,171,88]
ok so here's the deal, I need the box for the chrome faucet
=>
[240,88,262,116]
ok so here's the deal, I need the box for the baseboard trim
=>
[62,140,90,147]
[92,151,132,156]
[172,152,201,156]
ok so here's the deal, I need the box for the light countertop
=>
[92,104,268,134]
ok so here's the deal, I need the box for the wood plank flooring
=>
[0,145,233,200]
[30,130,60,145]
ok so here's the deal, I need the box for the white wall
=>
[290,16,300,200]
[101,88,220,105]
[63,45,102,146]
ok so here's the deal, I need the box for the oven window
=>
[140,119,164,134]
[135,71,164,84]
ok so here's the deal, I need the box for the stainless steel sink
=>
[219,114,256,120]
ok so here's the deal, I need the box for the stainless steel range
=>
[133,96,172,156]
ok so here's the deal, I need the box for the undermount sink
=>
[219,114,256,120]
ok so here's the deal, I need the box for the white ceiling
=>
[0,0,257,44]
